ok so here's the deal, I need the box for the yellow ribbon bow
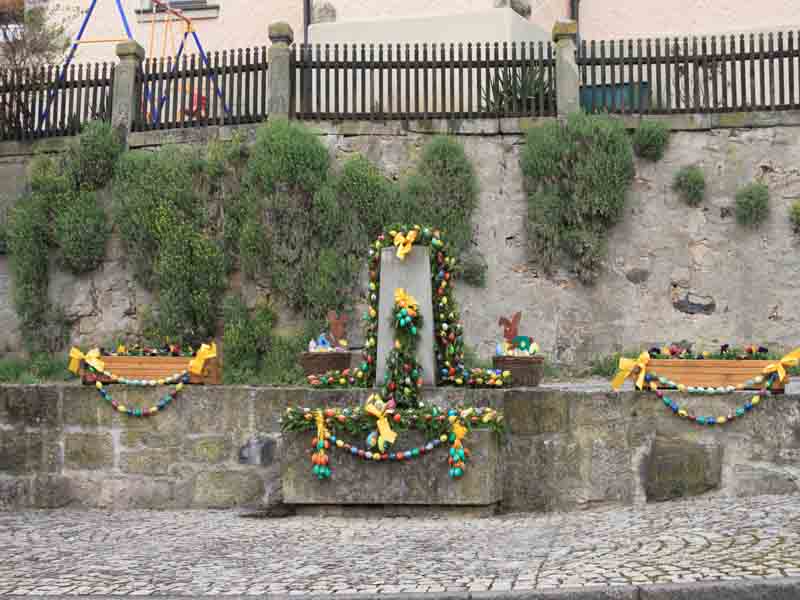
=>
[364,394,397,451]
[763,347,800,384]
[452,420,467,446]
[610,351,651,391]
[68,347,104,375]
[188,342,217,376]
[394,288,418,310]
[393,229,418,260]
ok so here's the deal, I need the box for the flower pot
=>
[492,355,544,387]
[299,352,352,376]
[646,359,786,393]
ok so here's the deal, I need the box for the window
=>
[136,0,219,22]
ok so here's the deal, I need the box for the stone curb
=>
[24,578,800,600]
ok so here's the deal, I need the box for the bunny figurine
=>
[498,312,522,345]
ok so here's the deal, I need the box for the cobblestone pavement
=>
[2,494,800,595]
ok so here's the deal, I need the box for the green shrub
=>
[672,165,706,206]
[0,353,74,383]
[0,220,6,255]
[459,251,488,287]
[632,120,670,161]
[222,295,274,376]
[735,182,770,228]
[244,119,329,195]
[789,200,800,234]
[29,155,71,198]
[113,146,204,288]
[154,226,226,345]
[521,113,634,283]
[53,190,109,274]
[67,121,124,190]
[7,195,51,346]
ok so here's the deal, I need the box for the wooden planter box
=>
[80,356,221,385]
[298,352,351,376]
[645,359,785,393]
[492,355,544,387]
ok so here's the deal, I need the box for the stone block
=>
[63,386,113,428]
[253,388,296,433]
[282,430,502,506]
[643,432,722,501]
[727,464,800,497]
[123,430,181,449]
[503,433,583,511]
[120,448,180,475]
[0,385,60,429]
[376,246,436,386]
[185,387,251,435]
[68,474,181,509]
[639,578,800,600]
[504,389,569,435]
[64,432,114,470]
[185,436,233,464]
[0,477,26,509]
[239,435,278,466]
[29,475,72,508]
[193,470,265,507]
[0,430,44,474]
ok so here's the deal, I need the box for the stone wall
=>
[2,114,800,363]
[2,384,799,511]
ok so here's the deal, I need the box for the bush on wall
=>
[632,120,670,161]
[521,112,634,283]
[672,165,706,206]
[735,182,770,228]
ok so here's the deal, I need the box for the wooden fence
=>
[290,42,557,120]
[578,31,800,114]
[134,46,270,131]
[0,62,114,142]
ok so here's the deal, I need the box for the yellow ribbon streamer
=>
[188,342,217,376]
[364,395,397,449]
[763,347,800,383]
[452,420,467,444]
[393,229,418,260]
[610,351,651,391]
[68,347,104,375]
[315,409,329,443]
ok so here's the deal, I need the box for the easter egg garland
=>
[282,404,503,480]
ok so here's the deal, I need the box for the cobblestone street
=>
[1,494,800,595]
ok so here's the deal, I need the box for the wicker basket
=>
[492,355,545,387]
[299,352,351,376]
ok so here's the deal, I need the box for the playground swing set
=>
[38,0,231,131]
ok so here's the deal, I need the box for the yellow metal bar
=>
[74,38,131,45]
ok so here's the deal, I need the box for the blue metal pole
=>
[114,0,134,39]
[191,30,231,114]
[152,31,189,124]
[38,0,100,129]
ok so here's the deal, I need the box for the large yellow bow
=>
[189,342,217,376]
[68,347,104,375]
[364,394,397,450]
[763,347,800,384]
[610,351,651,391]
[394,288,418,310]
[452,420,467,447]
[393,229,418,260]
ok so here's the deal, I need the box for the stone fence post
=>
[268,22,294,118]
[552,20,580,119]
[112,41,145,142]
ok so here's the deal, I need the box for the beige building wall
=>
[49,0,800,64]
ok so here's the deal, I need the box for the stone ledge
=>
[282,429,502,506]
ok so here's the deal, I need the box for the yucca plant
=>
[482,65,554,115]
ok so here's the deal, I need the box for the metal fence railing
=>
[134,46,270,131]
[578,32,800,114]
[290,42,557,120]
[0,62,114,142]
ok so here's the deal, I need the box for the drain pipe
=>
[303,0,311,45]
[570,0,580,46]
